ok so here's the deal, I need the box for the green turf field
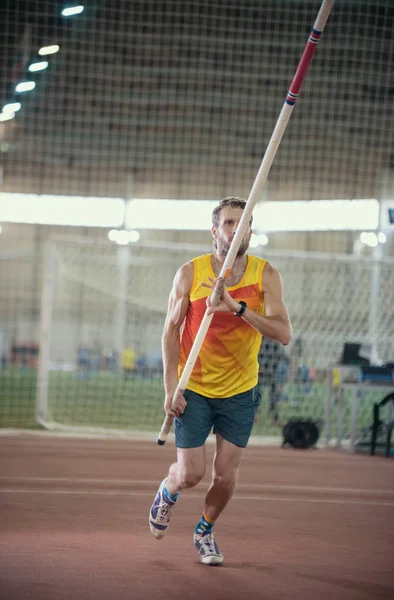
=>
[0,367,383,439]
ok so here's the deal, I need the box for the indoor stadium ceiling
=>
[0,1,393,202]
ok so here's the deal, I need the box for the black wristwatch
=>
[234,301,247,317]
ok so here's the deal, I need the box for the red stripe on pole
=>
[289,37,319,96]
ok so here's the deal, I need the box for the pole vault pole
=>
[157,0,335,445]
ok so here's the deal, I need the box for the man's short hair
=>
[212,197,252,229]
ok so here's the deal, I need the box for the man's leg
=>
[203,434,243,521]
[193,435,243,565]
[149,389,212,541]
[194,386,261,565]
[149,446,206,539]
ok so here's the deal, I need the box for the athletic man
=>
[149,197,292,565]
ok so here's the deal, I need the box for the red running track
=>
[0,433,393,600]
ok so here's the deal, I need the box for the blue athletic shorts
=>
[174,385,262,449]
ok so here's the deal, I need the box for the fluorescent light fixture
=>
[15,81,36,93]
[256,233,269,246]
[127,198,379,232]
[0,194,380,232]
[29,61,49,72]
[360,232,369,244]
[360,231,384,248]
[62,5,85,17]
[38,45,60,56]
[128,230,140,242]
[0,194,124,228]
[365,232,378,247]
[249,233,259,248]
[254,199,379,232]
[0,111,15,122]
[107,229,141,245]
[113,231,130,246]
[249,232,269,248]
[126,199,216,231]
[3,102,21,113]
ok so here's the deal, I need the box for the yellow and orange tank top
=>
[178,253,266,398]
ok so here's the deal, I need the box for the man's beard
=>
[219,238,249,256]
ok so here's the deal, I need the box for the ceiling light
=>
[62,5,85,17]
[3,102,21,113]
[29,61,49,72]
[38,45,60,56]
[15,81,36,93]
[0,112,15,122]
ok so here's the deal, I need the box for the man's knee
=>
[179,467,205,489]
[180,470,205,489]
[170,459,205,489]
[212,472,237,490]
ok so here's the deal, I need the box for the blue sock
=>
[195,513,214,536]
[163,483,179,504]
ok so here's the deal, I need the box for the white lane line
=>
[1,487,394,506]
[0,477,393,495]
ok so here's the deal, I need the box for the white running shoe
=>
[149,478,177,539]
[194,531,224,565]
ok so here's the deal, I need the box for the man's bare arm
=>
[244,262,292,345]
[162,262,193,415]
[205,262,292,346]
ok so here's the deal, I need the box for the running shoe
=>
[193,530,224,565]
[149,478,177,539]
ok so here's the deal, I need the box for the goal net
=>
[29,239,394,440]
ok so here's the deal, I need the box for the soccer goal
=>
[31,237,394,442]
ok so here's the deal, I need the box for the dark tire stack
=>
[282,419,320,449]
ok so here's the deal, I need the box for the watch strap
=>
[234,300,247,317]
